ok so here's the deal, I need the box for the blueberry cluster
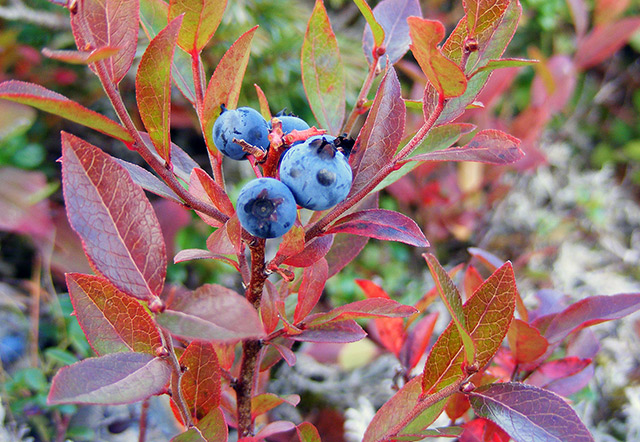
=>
[212,107,353,238]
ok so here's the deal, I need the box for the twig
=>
[161,330,194,428]
[138,398,150,442]
[342,56,380,136]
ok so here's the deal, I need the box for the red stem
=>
[342,55,380,136]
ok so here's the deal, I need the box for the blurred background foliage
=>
[1,0,640,440]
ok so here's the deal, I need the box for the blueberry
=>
[212,107,270,160]
[279,135,352,211]
[269,112,310,135]
[0,334,25,365]
[236,178,297,238]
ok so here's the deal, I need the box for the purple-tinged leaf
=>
[424,254,475,365]
[48,352,170,405]
[254,421,296,440]
[574,18,640,70]
[566,0,588,37]
[0,168,53,238]
[289,320,366,343]
[203,26,258,154]
[423,262,516,395]
[349,67,405,196]
[294,258,329,323]
[139,0,196,105]
[173,249,239,271]
[179,341,221,422]
[408,17,467,98]
[354,0,384,50]
[114,159,181,204]
[136,16,183,164]
[301,0,346,134]
[326,209,429,247]
[139,132,199,183]
[42,46,121,65]
[169,0,227,53]
[533,293,640,344]
[326,233,369,277]
[307,298,417,326]
[410,130,523,164]
[362,0,421,66]
[264,340,297,368]
[526,357,592,393]
[469,382,594,442]
[61,133,166,302]
[296,422,321,442]
[66,273,162,356]
[156,284,265,342]
[70,0,139,84]
[0,81,132,143]
[283,234,334,268]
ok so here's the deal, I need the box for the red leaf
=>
[446,393,471,421]
[533,293,640,344]
[326,209,429,247]
[169,0,227,53]
[173,249,239,271]
[460,418,510,442]
[171,407,228,442]
[254,421,296,440]
[48,352,170,405]
[206,215,242,255]
[70,0,139,84]
[307,297,417,325]
[349,67,405,196]
[409,130,523,164]
[156,284,264,342]
[179,341,221,422]
[190,168,235,224]
[289,320,366,343]
[0,81,132,143]
[362,0,421,66]
[252,393,300,420]
[408,17,467,98]
[0,168,53,239]
[463,265,483,300]
[136,15,183,163]
[66,273,162,356]
[301,0,346,134]
[61,133,166,302]
[261,281,280,335]
[423,262,516,395]
[469,382,594,442]
[274,225,305,262]
[42,46,121,65]
[399,312,439,371]
[203,26,258,154]
[283,234,334,268]
[506,318,548,364]
[424,253,475,365]
[294,258,329,323]
[574,18,640,70]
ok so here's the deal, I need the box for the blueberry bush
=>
[1,0,640,441]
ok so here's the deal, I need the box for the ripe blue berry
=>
[212,107,270,160]
[279,135,352,211]
[269,113,310,135]
[236,178,297,238]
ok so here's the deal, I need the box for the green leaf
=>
[0,81,132,143]
[471,57,538,76]
[354,0,384,48]
[296,422,321,442]
[203,26,258,155]
[136,15,183,163]
[301,0,346,134]
[422,262,517,395]
[139,0,196,104]
[424,254,475,366]
[171,408,228,442]
[407,17,467,98]
[42,47,121,65]
[169,0,227,54]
